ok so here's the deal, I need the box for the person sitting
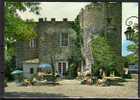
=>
[37,72,44,81]
[24,79,32,87]
[77,72,83,80]
[32,77,37,84]
[96,78,106,86]
[96,68,106,86]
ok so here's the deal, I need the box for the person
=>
[98,68,103,79]
[96,68,107,86]
[24,79,32,87]
[96,78,106,86]
[32,77,37,85]
[37,72,41,80]
[77,72,82,80]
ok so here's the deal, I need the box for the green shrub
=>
[46,75,56,82]
[122,74,132,79]
[91,36,124,77]
[5,57,16,81]
[67,64,77,79]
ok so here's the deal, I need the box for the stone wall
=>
[23,63,38,78]
[78,2,122,73]
[36,18,76,64]
[15,2,122,75]
[15,38,39,68]
[104,3,122,55]
[15,18,76,71]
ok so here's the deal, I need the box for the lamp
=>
[124,26,134,40]
[124,16,138,40]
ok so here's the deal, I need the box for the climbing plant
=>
[68,15,83,78]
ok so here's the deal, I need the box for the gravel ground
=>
[4,76,138,98]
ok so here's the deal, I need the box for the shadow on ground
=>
[107,78,128,86]
[4,92,68,97]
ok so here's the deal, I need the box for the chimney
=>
[51,18,55,22]
[39,18,43,22]
[63,18,68,21]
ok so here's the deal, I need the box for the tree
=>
[91,36,124,77]
[5,2,40,41]
[5,1,40,80]
[68,15,83,78]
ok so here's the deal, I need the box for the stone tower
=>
[78,2,122,74]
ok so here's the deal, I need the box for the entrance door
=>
[62,63,66,75]
[58,62,67,77]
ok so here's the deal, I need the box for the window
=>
[62,33,68,46]
[29,39,36,48]
[30,68,34,74]
[58,33,68,47]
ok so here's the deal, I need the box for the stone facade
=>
[78,2,122,73]
[15,2,122,78]
[37,18,76,77]
[37,18,76,64]
[16,18,77,77]
[15,39,39,68]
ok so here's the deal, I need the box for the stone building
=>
[16,18,76,78]
[15,2,122,78]
[78,2,122,73]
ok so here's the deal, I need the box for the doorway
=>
[57,61,68,77]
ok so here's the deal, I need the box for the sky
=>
[18,2,91,21]
[18,2,138,57]
[122,2,138,56]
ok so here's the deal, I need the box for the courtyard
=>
[3,2,138,99]
[5,75,138,98]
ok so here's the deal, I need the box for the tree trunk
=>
[51,56,55,76]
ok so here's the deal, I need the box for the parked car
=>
[128,64,138,74]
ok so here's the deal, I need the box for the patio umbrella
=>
[39,64,52,69]
[11,70,23,75]
[11,70,23,84]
